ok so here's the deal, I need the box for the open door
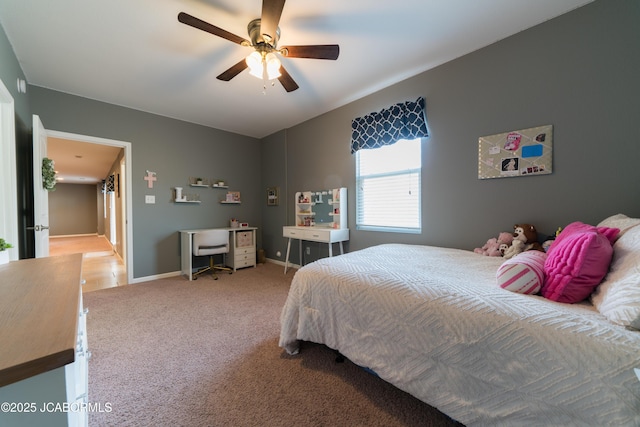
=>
[32,114,50,257]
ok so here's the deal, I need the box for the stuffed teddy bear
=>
[502,224,543,259]
[474,232,514,257]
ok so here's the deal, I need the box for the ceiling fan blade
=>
[280,45,339,60]
[277,66,299,92]
[178,12,249,46]
[216,59,249,81]
[260,0,286,44]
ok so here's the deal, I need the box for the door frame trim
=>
[0,78,19,261]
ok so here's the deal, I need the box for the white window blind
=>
[356,138,421,233]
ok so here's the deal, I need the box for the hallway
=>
[49,235,126,293]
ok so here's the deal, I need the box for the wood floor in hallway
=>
[49,235,127,293]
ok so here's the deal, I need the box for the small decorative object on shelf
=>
[298,193,311,204]
[42,157,56,191]
[174,187,201,203]
[212,179,228,188]
[220,190,241,204]
[230,218,239,228]
[189,177,210,187]
[175,187,184,201]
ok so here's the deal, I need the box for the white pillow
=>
[597,213,640,241]
[591,219,640,327]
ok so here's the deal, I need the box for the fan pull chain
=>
[261,79,277,95]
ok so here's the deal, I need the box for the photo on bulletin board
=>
[478,124,552,179]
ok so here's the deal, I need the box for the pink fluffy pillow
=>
[541,222,619,303]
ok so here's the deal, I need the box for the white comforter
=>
[279,244,640,426]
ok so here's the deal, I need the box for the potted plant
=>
[0,238,13,265]
[42,157,57,191]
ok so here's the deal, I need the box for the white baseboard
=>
[265,258,299,269]
[50,233,100,238]
[131,259,299,284]
[130,270,182,284]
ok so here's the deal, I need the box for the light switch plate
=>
[145,195,155,204]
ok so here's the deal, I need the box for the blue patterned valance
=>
[351,97,428,154]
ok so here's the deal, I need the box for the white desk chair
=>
[192,230,232,280]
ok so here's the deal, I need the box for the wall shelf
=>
[220,201,241,204]
[175,200,201,204]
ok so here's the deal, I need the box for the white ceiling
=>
[0,0,593,182]
[47,137,122,185]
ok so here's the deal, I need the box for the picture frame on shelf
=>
[226,191,241,202]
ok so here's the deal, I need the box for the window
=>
[356,138,421,233]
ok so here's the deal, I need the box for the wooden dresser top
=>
[0,254,83,387]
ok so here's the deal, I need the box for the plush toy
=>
[542,226,563,252]
[474,232,514,257]
[502,223,543,259]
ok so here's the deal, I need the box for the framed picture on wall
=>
[478,124,553,179]
[267,187,279,206]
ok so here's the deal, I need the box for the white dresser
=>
[227,227,257,271]
[0,254,89,427]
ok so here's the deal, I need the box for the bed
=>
[279,215,640,426]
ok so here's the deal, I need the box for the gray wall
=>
[264,0,640,264]
[48,183,98,236]
[27,87,262,278]
[0,23,29,124]
[260,130,288,262]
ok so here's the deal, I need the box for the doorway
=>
[44,129,134,286]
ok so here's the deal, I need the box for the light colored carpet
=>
[85,262,462,426]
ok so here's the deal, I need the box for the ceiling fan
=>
[178,0,339,92]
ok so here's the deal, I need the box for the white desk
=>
[283,226,349,274]
[180,227,257,280]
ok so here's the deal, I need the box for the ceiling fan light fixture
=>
[178,0,339,93]
[265,52,281,80]
[246,51,263,78]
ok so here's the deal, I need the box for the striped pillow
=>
[497,251,547,294]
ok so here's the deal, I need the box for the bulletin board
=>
[478,125,552,179]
